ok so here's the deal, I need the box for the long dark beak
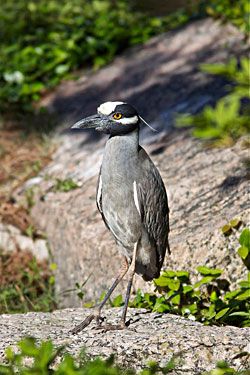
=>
[71,114,101,129]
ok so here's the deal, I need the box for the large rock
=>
[0,308,249,373]
[15,18,249,307]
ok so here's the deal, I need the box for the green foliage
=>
[0,256,56,314]
[130,268,249,327]
[0,338,248,374]
[54,178,79,192]
[221,218,242,235]
[203,0,250,35]
[221,223,250,269]
[203,359,250,375]
[62,277,91,301]
[0,0,189,113]
[0,337,176,374]
[176,58,250,146]
[238,228,250,269]
[0,0,248,116]
[201,58,249,100]
[112,228,250,327]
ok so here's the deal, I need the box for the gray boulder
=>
[0,308,249,373]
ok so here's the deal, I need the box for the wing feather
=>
[137,147,170,271]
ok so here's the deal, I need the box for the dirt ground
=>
[0,121,55,300]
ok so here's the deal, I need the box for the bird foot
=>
[70,311,129,334]
[95,320,127,332]
[69,311,101,334]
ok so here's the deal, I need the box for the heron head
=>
[71,101,140,135]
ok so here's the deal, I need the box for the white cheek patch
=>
[116,116,138,125]
[98,101,124,115]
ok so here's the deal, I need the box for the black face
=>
[71,102,140,136]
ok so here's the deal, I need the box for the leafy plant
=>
[0,0,189,114]
[62,276,92,301]
[221,218,242,236]
[176,58,250,146]
[0,338,248,374]
[53,178,79,192]
[130,268,249,327]
[238,228,250,270]
[1,0,248,117]
[0,251,57,314]
[0,337,176,374]
[202,0,250,35]
[111,228,250,328]
[203,359,250,375]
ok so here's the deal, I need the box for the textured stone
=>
[0,223,49,260]
[0,309,249,373]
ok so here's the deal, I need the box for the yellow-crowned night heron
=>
[70,101,170,333]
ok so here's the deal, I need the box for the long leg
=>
[121,241,138,325]
[70,257,129,334]
[101,241,138,331]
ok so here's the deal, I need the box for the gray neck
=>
[107,128,139,152]
[101,129,139,179]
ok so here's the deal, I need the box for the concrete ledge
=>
[0,308,249,373]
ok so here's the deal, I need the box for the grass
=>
[0,249,57,314]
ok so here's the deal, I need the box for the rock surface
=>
[0,223,49,261]
[29,131,249,308]
[0,308,249,373]
[14,18,249,308]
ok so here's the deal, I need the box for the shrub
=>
[0,338,248,374]
[202,0,250,34]
[0,0,188,113]
[112,228,250,328]
[0,337,175,374]
[176,58,250,146]
[1,0,248,116]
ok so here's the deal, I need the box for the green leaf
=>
[111,294,123,307]
[224,290,241,300]
[19,337,39,357]
[168,279,181,291]
[197,266,223,277]
[194,276,214,288]
[210,291,218,302]
[183,285,193,294]
[229,218,242,228]
[229,311,250,317]
[238,245,249,260]
[238,280,250,289]
[154,276,170,287]
[215,307,230,320]
[162,270,176,278]
[171,294,181,305]
[176,270,190,281]
[25,225,35,238]
[54,178,78,192]
[221,224,232,235]
[153,299,170,313]
[239,228,250,249]
[236,290,250,301]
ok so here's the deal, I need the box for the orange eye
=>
[113,113,122,120]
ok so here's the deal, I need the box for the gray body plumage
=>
[97,129,169,281]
